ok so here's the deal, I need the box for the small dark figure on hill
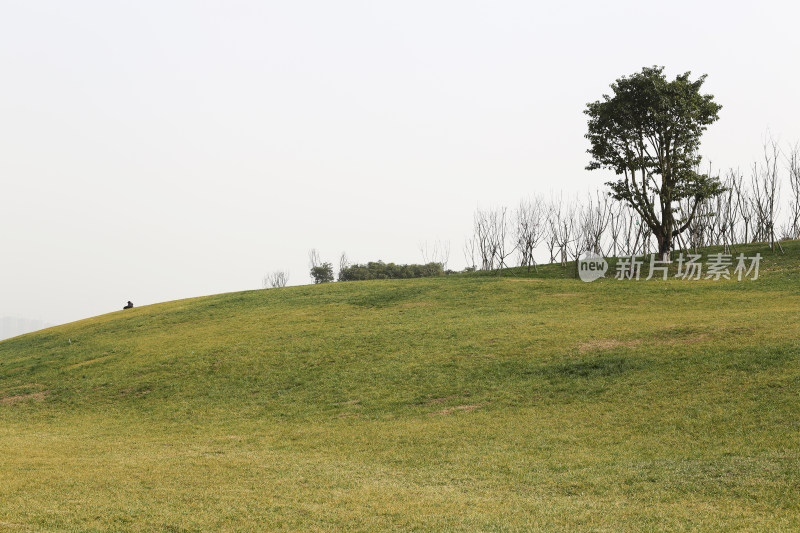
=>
[123,301,134,310]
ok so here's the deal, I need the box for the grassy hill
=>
[1,242,799,532]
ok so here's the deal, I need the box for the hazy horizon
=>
[2,0,799,328]
[0,316,55,341]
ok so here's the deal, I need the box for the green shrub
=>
[338,261,444,281]
[310,263,334,284]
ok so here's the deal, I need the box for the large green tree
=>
[585,66,723,258]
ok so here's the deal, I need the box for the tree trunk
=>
[657,233,671,262]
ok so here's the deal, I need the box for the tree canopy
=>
[585,66,723,257]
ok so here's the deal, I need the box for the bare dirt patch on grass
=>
[429,404,482,416]
[579,328,716,353]
[1,383,46,393]
[120,386,152,398]
[425,395,458,406]
[578,339,642,352]
[651,325,715,346]
[680,333,711,344]
[1,390,49,405]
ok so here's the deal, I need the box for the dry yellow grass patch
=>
[578,339,641,352]
[65,354,114,369]
[1,390,49,405]
[429,404,482,416]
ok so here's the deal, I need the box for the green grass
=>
[1,241,799,532]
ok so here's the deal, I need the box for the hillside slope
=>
[1,242,799,532]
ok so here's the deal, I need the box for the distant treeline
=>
[338,261,444,281]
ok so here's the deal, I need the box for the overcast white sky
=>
[1,0,799,328]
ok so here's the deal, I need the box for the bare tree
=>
[548,196,574,266]
[607,201,626,257]
[420,240,451,271]
[515,197,546,272]
[543,199,559,264]
[580,191,612,255]
[751,139,782,251]
[309,248,322,269]
[473,209,494,270]
[463,236,478,271]
[785,143,800,240]
[567,200,592,275]
[263,270,289,289]
[678,185,713,253]
[339,251,349,276]
[473,207,515,272]
[730,169,753,244]
[699,173,734,250]
[715,170,741,252]
[618,205,638,256]
[490,207,515,272]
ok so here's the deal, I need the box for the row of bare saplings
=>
[465,141,800,272]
